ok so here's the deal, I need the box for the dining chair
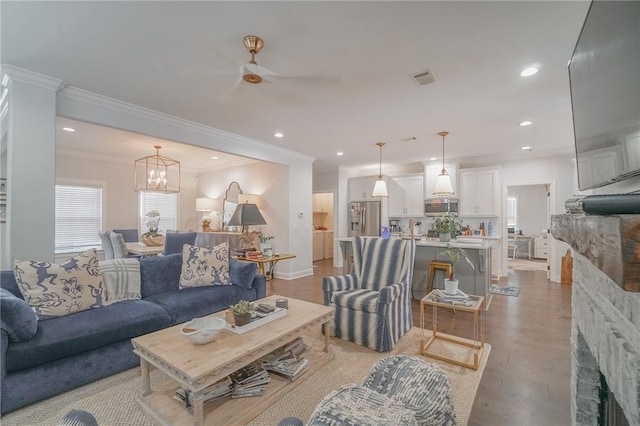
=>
[163,232,197,255]
[112,229,139,243]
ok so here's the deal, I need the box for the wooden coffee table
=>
[132,295,335,425]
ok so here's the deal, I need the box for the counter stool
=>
[427,261,453,294]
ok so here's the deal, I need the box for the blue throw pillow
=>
[230,258,257,290]
[0,288,38,342]
[139,253,183,298]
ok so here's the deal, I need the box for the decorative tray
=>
[224,308,288,335]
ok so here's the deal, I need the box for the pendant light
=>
[372,142,389,197]
[134,145,181,193]
[433,131,454,197]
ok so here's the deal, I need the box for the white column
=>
[3,67,61,266]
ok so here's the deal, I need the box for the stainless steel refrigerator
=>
[349,201,381,237]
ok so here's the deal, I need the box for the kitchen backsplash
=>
[390,217,502,237]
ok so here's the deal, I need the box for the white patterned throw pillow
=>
[179,243,230,288]
[99,258,141,305]
[14,250,104,318]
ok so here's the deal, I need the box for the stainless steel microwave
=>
[424,198,459,216]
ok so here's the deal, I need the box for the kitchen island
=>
[337,237,497,307]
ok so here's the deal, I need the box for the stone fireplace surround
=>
[551,214,640,425]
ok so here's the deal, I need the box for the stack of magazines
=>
[433,289,473,305]
[175,377,232,408]
[261,337,311,381]
[229,361,271,398]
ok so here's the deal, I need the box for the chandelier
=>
[134,145,181,193]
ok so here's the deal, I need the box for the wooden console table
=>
[233,253,296,280]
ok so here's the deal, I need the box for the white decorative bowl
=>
[180,317,226,345]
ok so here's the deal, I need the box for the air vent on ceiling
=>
[412,69,436,86]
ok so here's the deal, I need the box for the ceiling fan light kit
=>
[433,131,455,197]
[242,35,264,84]
[372,142,389,197]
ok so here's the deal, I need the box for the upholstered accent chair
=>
[323,236,416,352]
[163,232,197,255]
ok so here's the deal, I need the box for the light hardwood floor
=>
[269,258,572,426]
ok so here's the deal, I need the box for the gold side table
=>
[419,290,485,370]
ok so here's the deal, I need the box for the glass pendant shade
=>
[372,178,389,197]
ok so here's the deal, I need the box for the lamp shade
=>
[433,172,454,196]
[196,198,216,211]
[371,178,389,197]
[228,203,266,227]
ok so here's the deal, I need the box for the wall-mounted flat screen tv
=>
[569,0,640,191]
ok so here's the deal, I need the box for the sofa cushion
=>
[139,253,182,298]
[0,288,38,342]
[4,299,171,373]
[332,289,379,313]
[179,243,230,288]
[230,258,258,290]
[13,250,104,319]
[99,258,141,305]
[145,285,257,324]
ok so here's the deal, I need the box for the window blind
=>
[55,184,103,252]
[139,192,177,233]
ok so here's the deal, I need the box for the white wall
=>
[508,184,548,236]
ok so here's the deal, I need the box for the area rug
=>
[490,284,521,297]
[508,259,547,271]
[2,327,490,426]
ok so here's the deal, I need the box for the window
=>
[55,184,103,252]
[139,192,177,233]
[507,196,518,229]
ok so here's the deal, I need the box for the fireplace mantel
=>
[551,214,640,292]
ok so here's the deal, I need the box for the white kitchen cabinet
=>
[313,231,324,261]
[349,176,381,201]
[388,174,424,217]
[324,231,334,259]
[458,167,500,216]
[424,163,457,199]
[313,193,332,213]
[535,236,548,259]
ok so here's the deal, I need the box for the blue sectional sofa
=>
[0,253,266,413]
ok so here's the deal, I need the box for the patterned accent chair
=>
[323,236,416,352]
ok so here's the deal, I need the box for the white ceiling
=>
[1,1,591,173]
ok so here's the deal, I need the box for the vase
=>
[202,224,210,232]
[260,242,274,256]
[234,312,251,327]
[141,235,165,246]
[444,278,459,295]
[439,233,451,242]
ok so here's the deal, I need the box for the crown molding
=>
[0,65,65,91]
[57,86,315,165]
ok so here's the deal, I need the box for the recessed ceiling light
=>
[430,157,437,161]
[521,146,532,151]
[211,156,219,160]
[520,67,538,77]
[274,132,284,138]
[519,121,533,126]
[336,152,344,156]
[62,127,76,132]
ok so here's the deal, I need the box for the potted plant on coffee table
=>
[432,213,462,242]
[440,244,475,294]
[229,300,254,326]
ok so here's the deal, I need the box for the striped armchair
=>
[323,236,416,352]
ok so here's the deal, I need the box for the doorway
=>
[506,183,551,279]
[312,192,335,263]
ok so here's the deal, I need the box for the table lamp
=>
[196,198,216,232]
[228,202,266,248]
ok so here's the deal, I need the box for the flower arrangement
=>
[259,234,274,243]
[142,210,161,238]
